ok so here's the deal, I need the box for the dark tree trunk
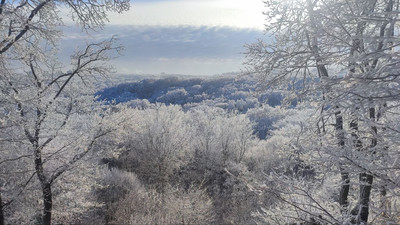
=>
[335,109,344,147]
[352,106,376,223]
[342,111,363,216]
[358,173,373,223]
[378,104,389,217]
[335,109,349,212]
[0,189,4,225]
[339,171,350,211]
[349,115,362,149]
[380,185,388,218]
[42,183,52,225]
[34,143,52,225]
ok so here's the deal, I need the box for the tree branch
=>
[0,0,51,54]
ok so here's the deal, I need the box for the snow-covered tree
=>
[246,0,400,224]
[115,104,192,193]
[0,1,129,224]
[98,168,215,225]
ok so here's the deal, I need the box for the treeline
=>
[96,75,284,109]
[97,75,286,139]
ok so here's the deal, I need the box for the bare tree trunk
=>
[42,183,52,225]
[346,2,377,221]
[351,106,376,223]
[339,171,350,211]
[362,1,393,219]
[307,3,351,215]
[380,185,388,218]
[354,106,377,224]
[378,103,389,218]
[335,109,349,212]
[34,144,52,225]
[306,3,351,214]
[358,173,373,223]
[0,189,4,225]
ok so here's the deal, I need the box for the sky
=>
[60,0,267,76]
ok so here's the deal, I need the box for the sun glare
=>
[213,0,265,29]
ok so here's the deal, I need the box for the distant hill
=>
[96,74,284,112]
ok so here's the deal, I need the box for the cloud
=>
[62,0,266,30]
[110,57,244,75]
[116,26,263,58]
[57,0,268,75]
[59,25,264,75]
